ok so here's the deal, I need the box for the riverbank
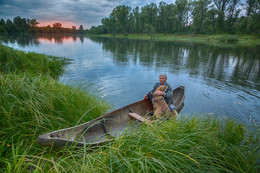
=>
[89,34,260,46]
[0,44,110,171]
[0,44,259,172]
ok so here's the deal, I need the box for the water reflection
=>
[0,33,40,46]
[87,37,259,124]
[90,37,260,93]
[0,33,85,46]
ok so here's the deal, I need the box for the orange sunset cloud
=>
[38,20,79,28]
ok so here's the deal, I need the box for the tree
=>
[244,0,260,33]
[28,19,39,33]
[132,7,141,34]
[191,0,211,35]
[175,0,189,34]
[128,12,135,33]
[101,17,112,34]
[110,5,131,34]
[13,16,30,33]
[204,8,218,33]
[226,0,241,33]
[53,23,62,28]
[71,26,77,33]
[246,0,259,17]
[52,23,62,33]
[0,19,7,34]
[166,4,177,33]
[28,19,39,27]
[158,2,168,33]
[6,19,15,33]
[45,25,52,33]
[88,25,103,35]
[79,25,84,34]
[0,19,5,26]
[86,0,258,35]
[247,13,260,34]
[213,0,231,32]
[141,3,158,34]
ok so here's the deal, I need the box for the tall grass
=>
[0,73,110,171]
[7,115,258,172]
[0,44,110,171]
[0,44,70,78]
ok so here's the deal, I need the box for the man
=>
[144,73,174,109]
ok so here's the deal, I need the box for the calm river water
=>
[1,34,259,124]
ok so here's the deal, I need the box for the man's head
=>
[159,73,167,85]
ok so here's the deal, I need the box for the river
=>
[1,34,259,125]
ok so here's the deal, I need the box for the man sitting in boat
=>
[144,73,176,117]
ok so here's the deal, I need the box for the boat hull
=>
[38,86,185,147]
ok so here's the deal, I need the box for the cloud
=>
[0,0,175,29]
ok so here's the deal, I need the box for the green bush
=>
[209,35,239,43]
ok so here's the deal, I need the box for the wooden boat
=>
[38,86,185,147]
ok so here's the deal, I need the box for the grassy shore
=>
[90,34,260,46]
[0,44,71,78]
[0,44,110,171]
[0,44,259,172]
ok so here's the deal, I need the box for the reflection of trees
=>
[0,33,40,47]
[79,35,84,43]
[0,34,85,46]
[36,34,84,44]
[89,37,259,89]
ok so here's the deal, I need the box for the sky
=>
[0,0,175,29]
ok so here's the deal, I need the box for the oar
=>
[128,113,152,125]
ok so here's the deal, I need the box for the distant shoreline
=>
[87,34,260,46]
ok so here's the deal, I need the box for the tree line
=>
[0,16,85,34]
[87,0,259,36]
